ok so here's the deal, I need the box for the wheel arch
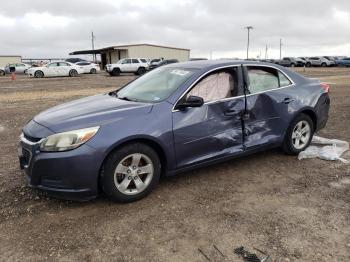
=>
[35,70,44,77]
[297,108,317,131]
[98,136,168,188]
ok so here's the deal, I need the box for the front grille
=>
[23,133,41,143]
[22,148,31,166]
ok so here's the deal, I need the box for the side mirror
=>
[176,95,204,110]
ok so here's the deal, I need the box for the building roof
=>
[70,43,190,55]
[0,55,22,57]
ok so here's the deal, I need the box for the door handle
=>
[281,97,294,104]
[224,109,237,116]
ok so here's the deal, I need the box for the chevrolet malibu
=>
[19,61,330,202]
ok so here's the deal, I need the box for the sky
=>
[0,0,350,60]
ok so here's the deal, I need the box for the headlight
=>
[40,126,100,152]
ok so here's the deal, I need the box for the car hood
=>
[33,94,153,133]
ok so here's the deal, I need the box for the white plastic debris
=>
[298,136,349,163]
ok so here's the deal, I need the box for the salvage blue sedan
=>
[19,61,330,202]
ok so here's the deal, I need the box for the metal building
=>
[70,43,190,68]
[0,55,22,67]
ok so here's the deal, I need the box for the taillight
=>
[320,83,330,93]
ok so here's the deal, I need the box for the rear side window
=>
[132,59,140,64]
[279,71,292,87]
[247,66,292,94]
[140,59,147,63]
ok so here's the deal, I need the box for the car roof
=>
[169,59,282,70]
[166,59,307,84]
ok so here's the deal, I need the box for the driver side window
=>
[47,63,59,67]
[187,70,236,103]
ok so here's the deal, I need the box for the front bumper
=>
[18,134,102,201]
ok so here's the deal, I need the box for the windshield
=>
[116,67,197,103]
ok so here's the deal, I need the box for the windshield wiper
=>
[118,96,131,101]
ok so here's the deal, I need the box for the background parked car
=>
[5,63,32,74]
[336,57,350,67]
[0,67,5,76]
[295,58,306,67]
[323,56,338,64]
[305,57,334,67]
[278,57,304,67]
[189,58,208,61]
[75,61,100,74]
[66,58,88,64]
[106,58,149,76]
[149,59,179,70]
[298,57,309,64]
[149,58,164,67]
[27,61,84,78]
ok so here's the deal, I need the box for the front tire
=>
[111,68,120,76]
[101,143,161,203]
[282,114,314,155]
[321,62,327,67]
[306,62,311,67]
[90,68,97,74]
[0,70,5,76]
[34,70,44,78]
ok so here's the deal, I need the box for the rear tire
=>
[34,70,44,78]
[282,114,314,155]
[69,69,78,77]
[90,68,97,74]
[306,62,311,67]
[321,62,327,67]
[0,70,5,76]
[111,68,120,76]
[137,67,146,75]
[290,63,295,67]
[101,143,161,203]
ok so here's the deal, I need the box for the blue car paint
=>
[19,60,330,200]
[336,58,350,67]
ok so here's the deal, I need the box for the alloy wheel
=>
[292,120,311,150]
[113,153,154,195]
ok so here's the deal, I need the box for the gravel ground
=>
[0,69,349,261]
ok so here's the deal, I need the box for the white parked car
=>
[5,63,32,74]
[105,58,149,76]
[27,61,84,78]
[305,57,335,67]
[0,67,5,76]
[75,61,100,74]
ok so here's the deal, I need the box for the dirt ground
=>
[0,68,349,261]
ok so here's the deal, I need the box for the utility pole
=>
[245,26,253,59]
[265,45,268,59]
[91,31,96,63]
[279,38,283,59]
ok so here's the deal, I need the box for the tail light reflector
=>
[320,83,330,93]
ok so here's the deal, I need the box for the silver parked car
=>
[0,67,5,76]
[305,57,334,67]
[5,63,32,74]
